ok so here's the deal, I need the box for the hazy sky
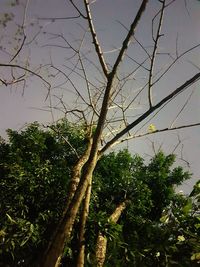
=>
[0,0,200,193]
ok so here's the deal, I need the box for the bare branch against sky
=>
[1,1,200,265]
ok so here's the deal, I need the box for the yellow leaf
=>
[191,252,200,261]
[148,124,156,132]
[177,235,185,242]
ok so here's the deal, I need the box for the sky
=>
[0,0,200,193]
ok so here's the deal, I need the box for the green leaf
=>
[160,214,169,223]
[30,224,34,233]
[191,252,200,261]
[182,199,192,215]
[6,213,17,224]
[20,236,30,247]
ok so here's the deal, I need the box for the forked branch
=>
[84,0,109,77]
[87,0,149,157]
[0,63,50,89]
[148,0,165,108]
[101,72,200,153]
[111,0,149,78]
[112,122,200,146]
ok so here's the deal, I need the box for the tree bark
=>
[64,138,92,213]
[40,1,149,265]
[40,151,98,267]
[76,182,92,267]
[40,140,92,267]
[95,201,128,267]
[96,233,108,267]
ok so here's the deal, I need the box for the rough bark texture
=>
[109,201,127,222]
[40,140,92,267]
[76,182,92,267]
[64,139,92,212]
[40,151,98,267]
[95,201,128,267]
[39,1,149,265]
[96,233,108,267]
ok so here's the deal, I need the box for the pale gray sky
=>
[0,0,200,193]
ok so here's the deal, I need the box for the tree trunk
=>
[96,233,108,267]
[64,139,92,211]
[95,201,128,267]
[76,182,92,267]
[40,140,92,267]
[40,152,98,267]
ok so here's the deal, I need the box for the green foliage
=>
[0,121,198,267]
[0,119,87,267]
[84,150,195,267]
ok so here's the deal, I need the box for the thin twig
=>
[110,122,200,146]
[0,63,51,89]
[10,0,30,62]
[148,0,165,108]
[170,89,194,128]
[10,35,26,63]
[69,0,87,19]
[111,0,149,78]
[83,0,109,77]
[101,71,200,153]
[153,43,200,87]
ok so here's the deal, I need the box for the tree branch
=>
[0,63,50,89]
[95,201,128,267]
[111,0,149,78]
[113,122,200,146]
[148,0,165,108]
[84,0,109,77]
[101,72,200,153]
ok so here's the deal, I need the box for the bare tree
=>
[0,1,50,89]
[1,0,200,266]
[37,1,200,266]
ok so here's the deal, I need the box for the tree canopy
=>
[1,1,200,266]
[0,120,199,267]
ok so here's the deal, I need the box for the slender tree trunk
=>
[39,5,150,256]
[64,139,93,213]
[76,182,92,267]
[95,201,128,267]
[40,140,92,267]
[40,151,98,267]
[55,256,61,267]
[95,233,108,267]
